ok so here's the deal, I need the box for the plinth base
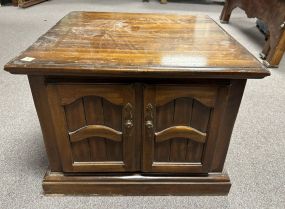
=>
[43,170,231,196]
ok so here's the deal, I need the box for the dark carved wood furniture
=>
[4,12,270,196]
[220,0,285,67]
[10,0,47,8]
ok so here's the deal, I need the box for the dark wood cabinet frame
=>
[4,12,269,196]
[27,75,246,195]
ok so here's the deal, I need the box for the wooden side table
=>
[4,12,269,196]
[220,0,285,67]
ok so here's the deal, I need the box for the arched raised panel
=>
[47,83,136,172]
[64,96,124,162]
[155,85,218,108]
[154,97,211,163]
[142,84,217,174]
[57,84,131,106]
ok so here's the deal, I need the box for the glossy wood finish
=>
[220,0,285,67]
[4,12,270,195]
[4,12,269,78]
[43,170,231,196]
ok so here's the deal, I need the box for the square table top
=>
[4,12,269,79]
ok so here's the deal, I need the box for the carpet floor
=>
[0,0,284,208]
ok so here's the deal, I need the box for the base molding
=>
[43,170,231,196]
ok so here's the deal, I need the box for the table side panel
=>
[28,75,62,171]
[210,79,247,171]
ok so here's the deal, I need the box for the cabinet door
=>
[142,84,228,173]
[47,83,136,172]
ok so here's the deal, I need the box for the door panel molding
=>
[69,125,122,143]
[57,84,131,106]
[155,126,207,144]
[46,82,229,174]
[47,83,136,172]
[155,85,218,107]
[142,84,228,173]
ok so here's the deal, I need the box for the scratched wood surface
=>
[4,12,269,79]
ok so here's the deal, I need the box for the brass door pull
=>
[145,120,153,129]
[124,103,133,135]
[125,120,133,129]
[145,103,154,138]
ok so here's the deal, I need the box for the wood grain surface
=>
[43,171,231,195]
[4,12,269,78]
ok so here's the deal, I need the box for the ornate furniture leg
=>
[264,30,285,67]
[220,0,285,67]
[260,39,271,59]
[220,0,234,23]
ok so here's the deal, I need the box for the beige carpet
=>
[0,0,284,208]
